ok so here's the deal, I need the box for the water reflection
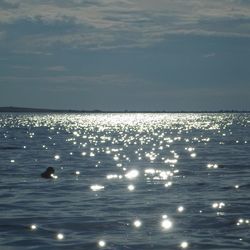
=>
[133,220,142,228]
[0,113,249,249]
[30,224,37,230]
[177,206,185,213]
[212,202,225,209]
[128,184,135,191]
[180,241,189,248]
[54,155,60,160]
[90,185,105,191]
[125,169,139,179]
[161,218,173,230]
[57,233,64,240]
[98,240,106,247]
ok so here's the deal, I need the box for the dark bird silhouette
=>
[41,167,55,179]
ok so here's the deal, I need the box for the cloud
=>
[0,0,19,9]
[0,0,250,51]
[46,66,66,72]
[0,73,138,88]
[11,65,31,70]
[203,52,216,58]
[11,50,53,56]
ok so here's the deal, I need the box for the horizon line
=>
[0,106,249,113]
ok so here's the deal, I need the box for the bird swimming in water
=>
[41,167,55,179]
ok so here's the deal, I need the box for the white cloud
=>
[11,65,31,70]
[46,66,66,72]
[0,73,138,87]
[1,0,250,50]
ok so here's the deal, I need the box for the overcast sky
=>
[0,0,249,111]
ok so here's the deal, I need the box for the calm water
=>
[0,113,250,250]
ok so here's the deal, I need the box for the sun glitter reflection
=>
[212,202,225,209]
[106,174,119,180]
[54,155,60,160]
[177,206,185,213]
[98,240,106,247]
[57,233,64,240]
[165,182,172,188]
[133,219,142,228]
[30,224,37,230]
[144,168,156,175]
[161,219,173,230]
[125,169,139,179]
[51,174,58,179]
[180,241,189,248]
[6,113,244,247]
[90,185,104,191]
[236,218,250,226]
[207,164,218,169]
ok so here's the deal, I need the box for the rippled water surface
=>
[0,113,250,250]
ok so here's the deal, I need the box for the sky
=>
[0,0,250,111]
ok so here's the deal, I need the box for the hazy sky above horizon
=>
[0,0,250,111]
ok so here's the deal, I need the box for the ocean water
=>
[0,113,250,250]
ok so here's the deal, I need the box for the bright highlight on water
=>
[133,220,142,228]
[161,219,173,230]
[57,233,64,240]
[0,113,250,249]
[30,224,37,230]
[98,240,106,247]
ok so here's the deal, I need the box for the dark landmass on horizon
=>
[0,106,249,113]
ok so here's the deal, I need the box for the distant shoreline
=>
[0,106,249,113]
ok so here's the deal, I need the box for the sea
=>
[0,113,250,250]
